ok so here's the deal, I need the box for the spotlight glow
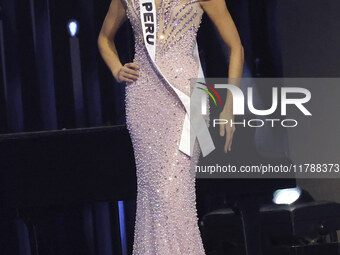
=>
[273,187,301,205]
[68,20,79,37]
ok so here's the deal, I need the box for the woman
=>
[98,0,244,254]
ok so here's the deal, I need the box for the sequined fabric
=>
[122,1,207,254]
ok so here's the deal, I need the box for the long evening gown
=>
[122,0,207,254]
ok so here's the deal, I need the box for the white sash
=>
[139,0,215,157]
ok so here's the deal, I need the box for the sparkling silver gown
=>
[122,0,207,254]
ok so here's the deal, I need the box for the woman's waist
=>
[133,49,200,78]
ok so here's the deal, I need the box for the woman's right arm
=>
[98,0,140,83]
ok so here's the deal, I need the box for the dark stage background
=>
[2,0,337,254]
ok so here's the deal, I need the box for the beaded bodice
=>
[123,0,205,96]
[124,0,204,59]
